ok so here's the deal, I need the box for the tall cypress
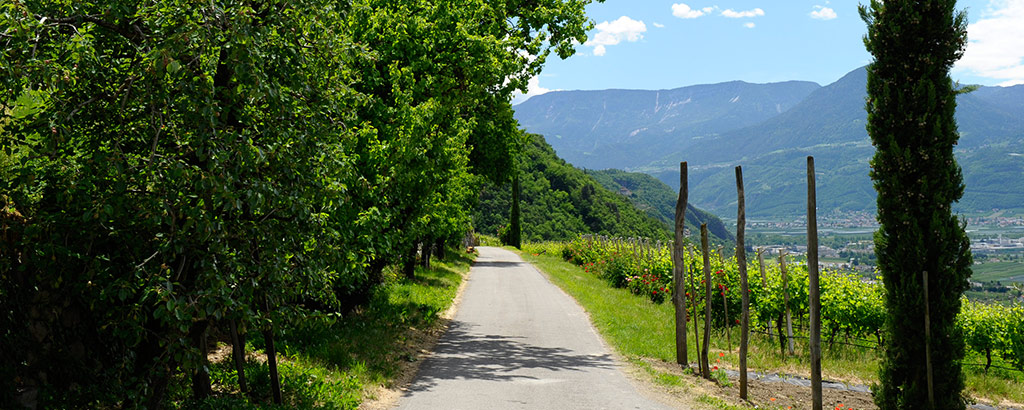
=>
[860,1,973,408]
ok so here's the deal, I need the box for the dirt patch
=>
[358,253,476,410]
[628,357,876,410]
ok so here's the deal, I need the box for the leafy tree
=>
[860,1,974,407]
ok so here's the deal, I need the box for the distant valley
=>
[514,67,1024,219]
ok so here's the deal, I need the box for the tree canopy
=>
[0,0,600,406]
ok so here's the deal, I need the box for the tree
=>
[510,173,522,248]
[860,1,974,408]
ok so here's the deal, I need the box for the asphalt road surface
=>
[395,247,674,410]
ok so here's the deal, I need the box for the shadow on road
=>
[472,260,526,268]
[404,320,615,393]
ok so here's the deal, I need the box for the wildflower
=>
[719,352,725,357]
[735,319,740,324]
[770,398,776,402]
[712,366,718,370]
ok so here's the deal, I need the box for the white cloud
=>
[810,5,837,20]
[672,3,712,18]
[653,22,665,28]
[744,22,756,28]
[956,0,1024,86]
[511,76,554,105]
[585,16,647,57]
[722,8,765,18]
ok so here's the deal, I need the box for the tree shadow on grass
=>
[403,320,615,393]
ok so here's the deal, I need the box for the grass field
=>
[972,261,1024,283]
[520,242,1024,408]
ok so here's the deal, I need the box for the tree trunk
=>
[434,238,446,260]
[403,243,417,280]
[264,324,282,404]
[190,320,211,401]
[229,319,248,395]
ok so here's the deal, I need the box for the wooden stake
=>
[780,251,795,355]
[673,162,689,369]
[701,224,713,379]
[736,166,750,400]
[807,156,822,410]
[757,249,772,337]
[689,246,703,374]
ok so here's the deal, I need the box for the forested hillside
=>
[585,169,733,243]
[0,1,598,407]
[473,134,733,244]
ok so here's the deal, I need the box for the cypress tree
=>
[860,1,973,408]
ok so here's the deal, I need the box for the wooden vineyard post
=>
[715,244,731,352]
[736,166,750,400]
[780,251,795,356]
[757,249,772,337]
[688,246,703,374]
[807,156,822,410]
[673,162,689,369]
[700,224,713,379]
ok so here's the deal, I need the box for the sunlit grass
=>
[521,242,1024,406]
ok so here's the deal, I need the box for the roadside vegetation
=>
[174,249,474,409]
[520,241,1024,408]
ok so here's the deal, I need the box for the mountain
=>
[472,134,733,244]
[514,80,820,170]
[514,67,1024,218]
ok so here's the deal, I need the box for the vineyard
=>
[559,235,1024,375]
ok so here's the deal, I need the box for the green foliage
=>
[585,168,734,244]
[556,238,1024,375]
[861,0,974,407]
[474,134,678,242]
[0,0,599,407]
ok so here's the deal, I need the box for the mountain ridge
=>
[513,66,1024,218]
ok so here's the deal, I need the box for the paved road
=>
[396,247,673,410]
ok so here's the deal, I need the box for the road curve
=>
[395,246,674,410]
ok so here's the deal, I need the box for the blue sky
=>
[514,0,1024,104]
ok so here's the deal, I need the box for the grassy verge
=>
[520,242,1024,407]
[169,249,475,409]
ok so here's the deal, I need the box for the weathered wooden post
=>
[735,166,750,400]
[701,224,713,379]
[807,156,822,410]
[673,162,689,369]
[688,246,703,374]
[757,249,772,337]
[780,251,795,355]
